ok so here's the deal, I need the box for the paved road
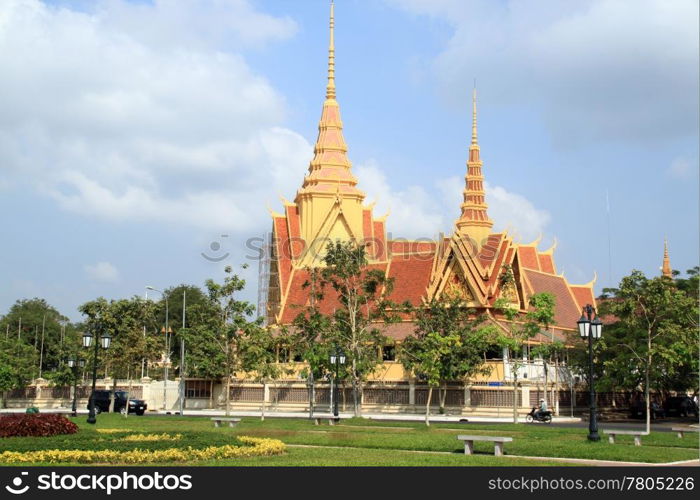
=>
[444,418,700,432]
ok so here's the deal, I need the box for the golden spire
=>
[326,1,335,100]
[456,84,493,246]
[471,84,478,145]
[296,0,363,206]
[662,239,672,277]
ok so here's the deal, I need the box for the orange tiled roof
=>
[518,245,539,270]
[386,254,435,305]
[522,269,580,331]
[537,253,555,274]
[570,286,594,310]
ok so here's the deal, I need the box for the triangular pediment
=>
[297,197,359,267]
[426,233,488,305]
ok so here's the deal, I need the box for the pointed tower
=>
[455,87,493,247]
[295,0,365,245]
[662,239,672,277]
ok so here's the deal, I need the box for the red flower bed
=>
[0,414,79,438]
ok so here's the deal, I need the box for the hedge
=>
[0,414,79,438]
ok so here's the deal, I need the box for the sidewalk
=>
[0,407,579,423]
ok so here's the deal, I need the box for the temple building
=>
[263,2,596,392]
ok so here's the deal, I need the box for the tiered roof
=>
[265,2,596,343]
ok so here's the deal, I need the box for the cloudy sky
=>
[1,0,697,321]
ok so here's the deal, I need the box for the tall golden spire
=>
[326,1,335,99]
[471,85,478,145]
[295,0,364,243]
[662,239,672,277]
[456,86,493,246]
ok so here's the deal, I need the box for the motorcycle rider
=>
[534,398,547,420]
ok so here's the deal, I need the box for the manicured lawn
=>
[0,414,697,466]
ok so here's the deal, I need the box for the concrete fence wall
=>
[2,378,623,416]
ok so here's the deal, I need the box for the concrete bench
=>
[457,435,513,456]
[603,429,646,446]
[211,417,240,428]
[672,427,700,439]
[312,413,338,426]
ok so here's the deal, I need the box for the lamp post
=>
[147,286,169,411]
[83,330,111,424]
[67,357,85,417]
[179,289,186,416]
[330,347,346,419]
[577,304,603,442]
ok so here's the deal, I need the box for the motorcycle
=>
[526,407,552,423]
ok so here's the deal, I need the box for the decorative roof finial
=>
[662,238,672,277]
[326,1,336,100]
[455,80,492,245]
[471,81,478,146]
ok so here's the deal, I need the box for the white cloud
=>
[0,0,307,232]
[357,162,550,242]
[84,261,119,283]
[668,156,697,179]
[435,176,550,242]
[356,161,445,239]
[388,0,699,148]
[95,0,298,50]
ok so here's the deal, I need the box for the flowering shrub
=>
[122,433,182,442]
[0,437,286,464]
[0,414,79,438]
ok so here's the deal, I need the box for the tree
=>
[316,241,399,417]
[239,325,287,420]
[79,297,162,413]
[292,268,333,418]
[530,339,565,412]
[0,337,35,407]
[400,294,501,425]
[200,264,259,416]
[598,270,698,434]
[0,298,76,380]
[495,292,556,424]
[153,284,209,378]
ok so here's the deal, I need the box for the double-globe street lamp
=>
[82,330,111,424]
[66,357,86,417]
[330,348,346,419]
[577,304,603,442]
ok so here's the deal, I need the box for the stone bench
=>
[672,427,700,439]
[603,429,646,446]
[457,435,513,456]
[211,417,240,428]
[312,413,338,426]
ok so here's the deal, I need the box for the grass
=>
[0,414,697,466]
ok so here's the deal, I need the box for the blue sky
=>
[0,0,698,321]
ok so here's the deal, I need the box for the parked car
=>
[663,396,699,418]
[87,390,147,415]
[629,400,665,419]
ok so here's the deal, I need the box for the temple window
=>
[382,345,396,361]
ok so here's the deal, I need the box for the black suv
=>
[663,396,699,418]
[87,390,147,415]
[629,400,665,419]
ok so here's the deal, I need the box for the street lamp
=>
[83,330,111,424]
[147,286,170,411]
[67,357,85,417]
[577,304,603,441]
[330,347,346,419]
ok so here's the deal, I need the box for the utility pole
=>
[179,289,186,416]
[39,313,46,379]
